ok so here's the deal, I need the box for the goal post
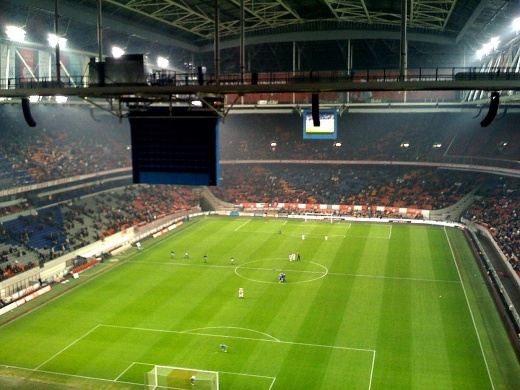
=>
[145,365,219,390]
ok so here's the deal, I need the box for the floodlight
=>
[489,37,500,51]
[481,43,492,57]
[28,95,41,103]
[157,56,169,69]
[400,142,410,148]
[191,100,203,107]
[514,17,520,33]
[55,95,68,104]
[432,143,442,148]
[333,142,342,147]
[47,33,67,48]
[112,46,125,58]
[5,26,26,42]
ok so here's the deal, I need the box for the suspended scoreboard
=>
[129,105,220,186]
[303,109,338,139]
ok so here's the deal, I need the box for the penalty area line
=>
[35,324,102,370]
[234,219,251,231]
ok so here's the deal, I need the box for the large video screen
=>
[303,109,337,139]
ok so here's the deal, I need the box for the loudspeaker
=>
[312,93,320,127]
[251,72,258,85]
[197,66,204,86]
[480,92,500,127]
[21,98,36,127]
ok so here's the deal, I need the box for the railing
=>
[1,67,519,91]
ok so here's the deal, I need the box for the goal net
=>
[145,365,219,390]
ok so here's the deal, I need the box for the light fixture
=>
[477,37,501,60]
[28,95,41,103]
[111,46,125,58]
[157,56,169,69]
[47,33,67,48]
[55,95,68,104]
[489,37,500,51]
[432,143,442,148]
[514,17,520,33]
[400,142,410,148]
[5,26,26,42]
[333,142,342,147]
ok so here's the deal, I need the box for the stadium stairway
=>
[196,186,236,211]
[429,185,480,221]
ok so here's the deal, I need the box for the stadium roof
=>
[1,0,519,72]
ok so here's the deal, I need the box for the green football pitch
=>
[0,217,519,389]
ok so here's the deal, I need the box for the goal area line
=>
[120,362,277,389]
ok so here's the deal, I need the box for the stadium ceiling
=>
[1,0,520,72]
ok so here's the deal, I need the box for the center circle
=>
[235,258,328,284]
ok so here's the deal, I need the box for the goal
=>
[145,365,219,390]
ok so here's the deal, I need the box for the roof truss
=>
[102,0,459,41]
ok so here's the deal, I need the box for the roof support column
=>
[96,0,105,86]
[400,0,408,101]
[214,0,220,85]
[347,39,351,103]
[97,0,103,62]
[239,0,245,84]
[54,0,61,86]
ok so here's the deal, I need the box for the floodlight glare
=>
[47,33,67,48]
[157,56,169,69]
[28,95,40,103]
[490,37,500,50]
[514,17,520,33]
[5,25,26,42]
[55,95,68,104]
[112,46,125,58]
[481,43,492,57]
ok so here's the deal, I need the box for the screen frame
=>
[302,109,338,139]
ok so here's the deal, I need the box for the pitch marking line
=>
[327,271,461,284]
[0,364,142,389]
[105,323,375,389]
[116,361,277,389]
[35,324,102,370]
[32,323,375,390]
[183,326,281,342]
[130,260,460,284]
[114,361,140,382]
[444,227,495,390]
[234,219,250,231]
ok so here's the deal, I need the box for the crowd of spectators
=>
[219,112,520,165]
[1,105,520,282]
[0,105,131,185]
[0,184,200,280]
[464,177,520,275]
[212,164,482,210]
[0,107,519,190]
